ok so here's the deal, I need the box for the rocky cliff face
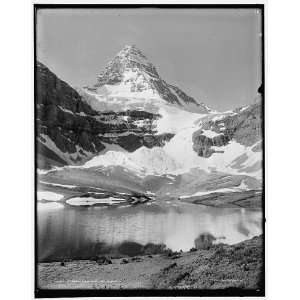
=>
[90,45,160,89]
[36,62,103,168]
[192,98,262,158]
[36,62,174,169]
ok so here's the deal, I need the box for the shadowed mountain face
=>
[36,61,104,168]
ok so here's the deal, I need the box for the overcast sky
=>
[37,8,262,111]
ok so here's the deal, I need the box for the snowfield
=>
[155,104,205,134]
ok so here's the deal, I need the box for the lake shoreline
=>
[38,235,263,290]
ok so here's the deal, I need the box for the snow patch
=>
[98,131,140,138]
[156,104,205,134]
[66,197,126,206]
[39,181,77,189]
[58,106,74,115]
[37,191,64,201]
[180,179,250,199]
[201,129,222,138]
[146,191,155,195]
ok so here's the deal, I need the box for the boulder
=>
[95,256,112,265]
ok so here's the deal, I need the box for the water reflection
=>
[37,202,262,262]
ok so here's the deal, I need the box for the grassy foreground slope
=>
[38,235,263,290]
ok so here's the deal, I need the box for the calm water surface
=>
[37,201,262,262]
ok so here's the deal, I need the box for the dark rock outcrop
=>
[100,132,174,152]
[192,132,230,157]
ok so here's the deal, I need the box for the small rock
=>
[131,256,143,262]
[165,250,181,259]
[163,262,177,272]
[96,256,112,265]
[121,258,129,264]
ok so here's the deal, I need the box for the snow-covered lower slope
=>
[83,146,181,175]
[82,137,261,179]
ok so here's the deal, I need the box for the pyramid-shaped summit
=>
[91,45,160,88]
[85,45,212,113]
[115,44,152,65]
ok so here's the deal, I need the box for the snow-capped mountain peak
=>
[82,45,212,113]
[116,44,155,68]
[91,44,159,89]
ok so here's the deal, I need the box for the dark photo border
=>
[34,3,265,298]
